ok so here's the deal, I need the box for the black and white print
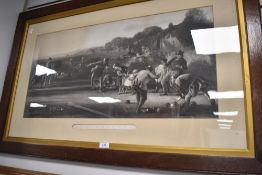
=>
[24,6,218,118]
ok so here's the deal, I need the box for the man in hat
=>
[87,57,109,90]
[44,57,55,87]
[174,73,210,113]
[113,63,128,94]
[173,50,187,74]
[133,66,157,113]
[156,58,169,94]
[160,50,188,96]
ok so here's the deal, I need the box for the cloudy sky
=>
[35,6,213,59]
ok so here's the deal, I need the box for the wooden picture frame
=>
[0,0,262,174]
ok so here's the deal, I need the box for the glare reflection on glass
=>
[219,126,231,130]
[88,97,121,103]
[35,64,57,76]
[191,26,240,55]
[218,123,232,127]
[213,111,238,116]
[218,122,232,130]
[30,103,46,108]
[216,119,234,123]
[208,91,244,99]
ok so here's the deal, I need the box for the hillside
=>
[32,8,216,89]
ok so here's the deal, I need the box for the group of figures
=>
[87,50,213,114]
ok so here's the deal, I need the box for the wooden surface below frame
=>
[0,166,56,175]
[0,0,262,174]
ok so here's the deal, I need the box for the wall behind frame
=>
[0,0,25,97]
[0,0,207,174]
